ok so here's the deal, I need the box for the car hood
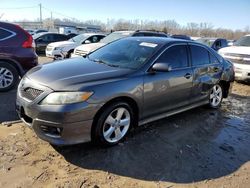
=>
[219,46,250,56]
[48,41,75,48]
[26,57,133,91]
[75,43,106,53]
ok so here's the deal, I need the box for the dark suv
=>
[0,22,38,92]
[33,33,69,54]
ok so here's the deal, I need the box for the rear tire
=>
[0,62,19,92]
[92,102,135,146]
[209,84,223,109]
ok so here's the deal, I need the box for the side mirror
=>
[84,40,91,44]
[151,62,171,72]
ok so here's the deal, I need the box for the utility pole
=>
[39,3,42,25]
[50,11,53,29]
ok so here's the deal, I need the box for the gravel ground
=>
[0,57,250,188]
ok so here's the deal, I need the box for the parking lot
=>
[0,55,250,187]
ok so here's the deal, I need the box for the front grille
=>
[224,53,250,59]
[74,49,88,56]
[224,57,250,65]
[21,87,44,101]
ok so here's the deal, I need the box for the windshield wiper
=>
[89,58,120,68]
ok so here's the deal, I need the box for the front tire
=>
[209,84,223,109]
[0,62,19,92]
[92,102,135,146]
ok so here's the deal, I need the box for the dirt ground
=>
[0,61,250,187]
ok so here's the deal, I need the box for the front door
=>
[143,44,193,119]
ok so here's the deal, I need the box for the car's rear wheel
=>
[209,84,223,108]
[0,62,19,92]
[92,102,134,146]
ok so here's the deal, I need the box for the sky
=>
[0,0,249,30]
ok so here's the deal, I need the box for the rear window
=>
[190,45,210,66]
[0,28,14,40]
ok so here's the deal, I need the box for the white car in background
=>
[72,31,134,57]
[218,34,250,81]
[46,33,105,59]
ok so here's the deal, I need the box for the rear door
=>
[189,44,223,103]
[143,44,193,118]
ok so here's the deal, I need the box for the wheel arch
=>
[219,80,231,98]
[91,96,140,138]
[0,58,24,76]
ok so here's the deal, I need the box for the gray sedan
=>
[16,37,234,146]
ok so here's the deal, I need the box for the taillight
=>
[22,34,33,48]
[14,24,34,49]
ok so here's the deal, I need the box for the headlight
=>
[41,92,93,105]
[54,47,63,51]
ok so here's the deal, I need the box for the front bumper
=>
[233,63,250,81]
[16,78,101,145]
[46,49,67,59]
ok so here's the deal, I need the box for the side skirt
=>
[138,100,209,126]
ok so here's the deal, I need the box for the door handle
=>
[213,67,220,72]
[184,73,192,79]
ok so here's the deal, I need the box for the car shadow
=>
[53,94,250,183]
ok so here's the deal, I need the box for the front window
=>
[88,38,162,69]
[234,36,250,47]
[100,32,133,44]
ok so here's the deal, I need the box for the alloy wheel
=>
[0,67,14,89]
[103,107,131,143]
[210,84,223,107]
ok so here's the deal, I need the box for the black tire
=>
[92,102,135,146]
[0,62,19,92]
[66,50,74,58]
[208,83,223,109]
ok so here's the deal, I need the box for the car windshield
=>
[69,34,89,43]
[196,38,215,47]
[234,36,250,47]
[100,32,133,44]
[88,38,161,69]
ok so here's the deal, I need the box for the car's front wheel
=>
[0,62,19,92]
[209,84,223,108]
[92,102,134,146]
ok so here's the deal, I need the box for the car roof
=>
[79,33,106,36]
[124,36,191,45]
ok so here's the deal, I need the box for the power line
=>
[42,6,77,21]
[0,6,38,10]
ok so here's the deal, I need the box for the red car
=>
[0,22,38,91]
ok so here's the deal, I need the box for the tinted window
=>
[209,52,219,64]
[0,28,12,40]
[40,34,54,42]
[54,34,68,41]
[190,45,210,66]
[157,45,188,69]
